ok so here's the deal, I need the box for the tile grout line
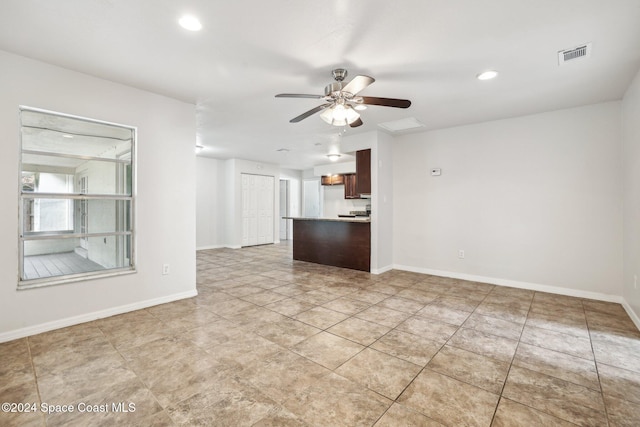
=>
[582,298,612,427]
[25,336,46,426]
[487,291,533,426]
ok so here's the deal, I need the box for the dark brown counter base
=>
[292,219,370,272]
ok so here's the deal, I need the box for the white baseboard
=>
[622,300,640,331]
[371,264,394,275]
[196,244,224,251]
[0,289,198,344]
[393,264,625,303]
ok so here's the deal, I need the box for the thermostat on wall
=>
[431,168,441,176]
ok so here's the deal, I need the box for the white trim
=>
[622,300,640,331]
[196,244,225,251]
[371,264,393,275]
[0,289,197,343]
[393,264,624,303]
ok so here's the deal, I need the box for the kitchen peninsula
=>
[284,216,371,272]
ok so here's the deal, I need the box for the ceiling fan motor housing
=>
[325,81,346,97]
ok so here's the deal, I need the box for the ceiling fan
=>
[275,68,411,128]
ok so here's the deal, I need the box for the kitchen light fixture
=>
[179,15,202,31]
[327,153,341,161]
[477,70,498,80]
[320,103,360,126]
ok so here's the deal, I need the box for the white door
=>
[242,174,274,247]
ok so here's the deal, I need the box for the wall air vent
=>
[558,43,592,65]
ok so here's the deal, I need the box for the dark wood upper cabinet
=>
[355,149,371,195]
[343,173,360,199]
[321,174,344,186]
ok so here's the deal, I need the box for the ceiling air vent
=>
[558,43,592,65]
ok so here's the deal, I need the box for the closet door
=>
[241,174,274,247]
[241,174,258,246]
[257,176,274,245]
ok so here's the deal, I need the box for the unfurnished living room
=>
[1,1,640,426]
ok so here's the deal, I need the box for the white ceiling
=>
[2,0,640,170]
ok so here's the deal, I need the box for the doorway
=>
[279,180,290,240]
[303,179,321,217]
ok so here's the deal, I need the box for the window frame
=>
[18,106,137,289]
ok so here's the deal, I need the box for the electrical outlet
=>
[162,264,170,275]
[458,250,465,259]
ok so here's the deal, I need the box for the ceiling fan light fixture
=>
[354,104,367,111]
[320,104,360,126]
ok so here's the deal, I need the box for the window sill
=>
[18,267,137,290]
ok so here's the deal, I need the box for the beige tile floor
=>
[2,242,640,426]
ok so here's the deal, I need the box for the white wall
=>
[373,131,394,273]
[196,157,227,249]
[622,69,640,322]
[280,168,303,240]
[0,50,197,341]
[322,186,369,218]
[337,131,394,274]
[393,102,624,300]
[76,160,117,267]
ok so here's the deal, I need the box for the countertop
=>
[282,216,371,223]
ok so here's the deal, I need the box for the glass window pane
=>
[78,199,132,234]
[19,107,136,287]
[21,110,133,160]
[22,235,132,281]
[22,198,131,234]
[21,156,132,196]
[22,198,73,232]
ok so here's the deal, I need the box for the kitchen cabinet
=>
[321,174,344,186]
[344,173,360,199]
[356,149,371,195]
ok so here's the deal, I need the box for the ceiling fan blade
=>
[289,104,332,123]
[361,96,411,108]
[349,118,363,128]
[276,93,324,99]
[341,75,375,96]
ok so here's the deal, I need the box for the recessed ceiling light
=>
[477,70,498,80]
[179,15,202,31]
[62,134,73,138]
[327,153,341,161]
